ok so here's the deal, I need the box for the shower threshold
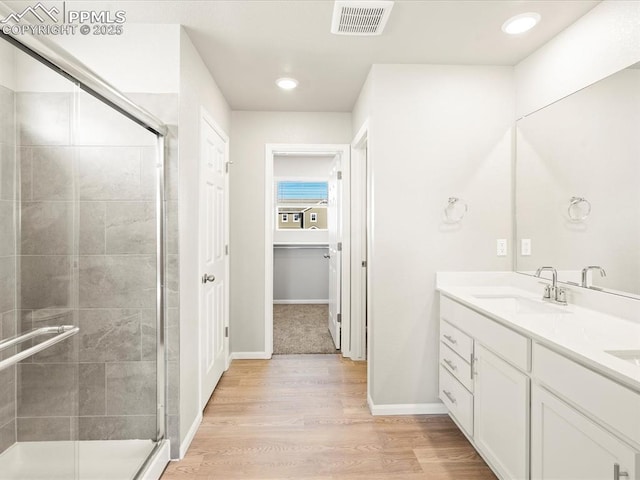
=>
[0,439,156,480]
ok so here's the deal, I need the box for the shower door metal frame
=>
[0,13,169,448]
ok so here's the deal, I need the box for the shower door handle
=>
[202,273,216,284]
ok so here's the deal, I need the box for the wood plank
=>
[161,355,496,480]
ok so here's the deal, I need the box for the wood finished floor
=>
[161,354,496,480]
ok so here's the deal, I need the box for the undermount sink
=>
[605,350,640,367]
[472,294,572,315]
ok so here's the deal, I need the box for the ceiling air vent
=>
[331,1,394,36]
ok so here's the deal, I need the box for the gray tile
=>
[76,92,156,147]
[167,415,179,459]
[79,309,141,362]
[79,202,105,254]
[0,200,15,257]
[167,361,179,416]
[17,363,78,417]
[79,363,105,416]
[167,254,179,308]
[0,367,15,427]
[1,311,17,361]
[16,93,71,146]
[142,307,177,362]
[78,146,147,201]
[127,94,179,125]
[166,200,178,255]
[140,146,159,201]
[0,257,15,313]
[19,147,32,201]
[78,255,155,308]
[17,417,71,441]
[105,202,156,254]
[20,202,73,255]
[78,415,155,441]
[0,420,15,455]
[0,85,15,147]
[29,309,77,363]
[164,140,179,201]
[19,256,71,309]
[31,147,73,201]
[0,144,15,201]
[105,362,155,415]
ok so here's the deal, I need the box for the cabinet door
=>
[532,384,639,480]
[474,344,529,480]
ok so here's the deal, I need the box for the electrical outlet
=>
[521,239,532,256]
[497,239,507,257]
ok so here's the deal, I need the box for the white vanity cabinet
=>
[439,296,530,479]
[532,384,639,480]
[474,344,529,480]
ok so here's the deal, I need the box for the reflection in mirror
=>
[516,62,640,297]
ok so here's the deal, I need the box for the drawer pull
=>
[443,334,457,345]
[614,463,629,479]
[443,358,457,371]
[442,389,457,405]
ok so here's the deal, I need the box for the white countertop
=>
[437,283,640,391]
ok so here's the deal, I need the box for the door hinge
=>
[337,242,342,251]
[225,244,229,255]
[337,313,342,324]
[225,326,229,338]
[225,161,232,173]
[361,260,367,267]
[337,171,342,180]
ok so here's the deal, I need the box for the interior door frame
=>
[350,120,369,362]
[198,107,230,411]
[265,143,351,358]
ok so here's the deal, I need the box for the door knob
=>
[202,274,215,284]
[323,254,330,259]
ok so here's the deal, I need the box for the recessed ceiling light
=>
[276,77,299,90]
[502,12,541,35]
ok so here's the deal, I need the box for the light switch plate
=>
[497,239,507,257]
[521,239,532,256]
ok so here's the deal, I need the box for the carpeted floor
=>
[273,304,338,355]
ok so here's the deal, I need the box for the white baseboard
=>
[368,394,448,416]
[179,411,202,459]
[273,299,329,304]
[229,351,272,360]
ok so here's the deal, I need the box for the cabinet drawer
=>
[440,319,473,362]
[440,342,473,392]
[441,295,530,372]
[439,366,473,436]
[534,343,640,446]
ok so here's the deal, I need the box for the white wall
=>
[0,40,15,90]
[229,112,351,353]
[352,70,373,137]
[515,0,640,118]
[178,27,230,450]
[366,64,514,407]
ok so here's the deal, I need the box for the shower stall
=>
[0,21,169,480]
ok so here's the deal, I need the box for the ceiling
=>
[7,0,600,112]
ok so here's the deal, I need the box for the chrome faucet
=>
[581,266,606,289]
[535,266,567,305]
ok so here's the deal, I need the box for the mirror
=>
[515,62,640,297]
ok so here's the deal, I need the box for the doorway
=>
[265,144,351,357]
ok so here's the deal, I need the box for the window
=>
[275,180,328,230]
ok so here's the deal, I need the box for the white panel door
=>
[199,115,228,410]
[531,384,639,480]
[474,344,529,480]
[327,155,342,349]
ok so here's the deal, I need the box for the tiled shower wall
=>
[15,91,179,447]
[0,84,16,454]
